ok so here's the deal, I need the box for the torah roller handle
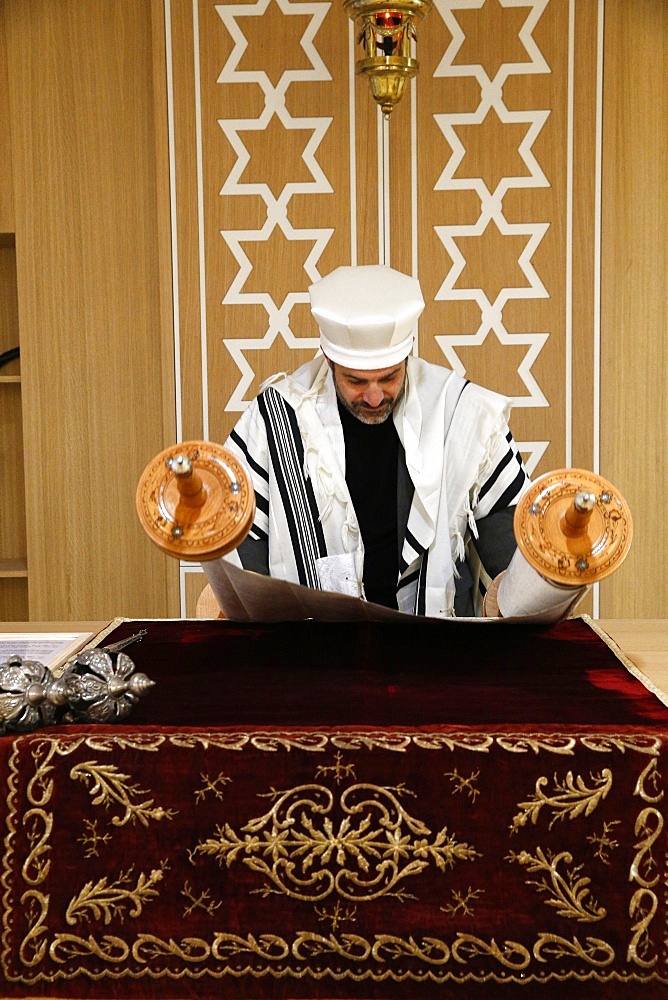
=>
[136,448,632,585]
[136,441,255,561]
[513,467,633,586]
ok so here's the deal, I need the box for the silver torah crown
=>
[0,649,154,734]
[0,656,75,733]
[65,648,155,723]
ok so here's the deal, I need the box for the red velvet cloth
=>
[110,616,668,729]
[1,617,668,998]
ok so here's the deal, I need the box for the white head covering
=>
[309,265,424,369]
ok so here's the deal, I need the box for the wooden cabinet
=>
[0,0,25,620]
[0,236,27,620]
[0,1,179,622]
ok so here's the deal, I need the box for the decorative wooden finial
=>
[136,441,255,561]
[514,468,633,586]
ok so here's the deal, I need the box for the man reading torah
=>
[203,264,586,619]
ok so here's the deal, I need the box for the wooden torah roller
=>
[136,441,255,561]
[514,468,633,586]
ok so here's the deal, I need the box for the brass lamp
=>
[344,0,432,118]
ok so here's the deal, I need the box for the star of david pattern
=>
[216,0,333,410]
[166,0,602,537]
[431,0,553,474]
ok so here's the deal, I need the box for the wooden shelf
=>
[0,374,20,383]
[0,559,28,578]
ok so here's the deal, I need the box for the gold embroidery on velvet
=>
[634,758,664,803]
[5,731,668,987]
[22,807,53,884]
[315,751,357,785]
[210,932,289,962]
[70,761,178,827]
[510,769,612,834]
[181,880,222,917]
[50,933,130,964]
[580,735,662,755]
[195,772,232,803]
[194,782,479,903]
[65,861,168,926]
[440,885,484,917]
[169,732,252,750]
[444,768,480,802]
[626,756,663,967]
[372,934,452,965]
[496,735,577,754]
[627,887,658,967]
[506,848,605,921]
[18,891,49,967]
[315,899,357,931]
[78,818,113,857]
[293,931,371,962]
[410,734,494,752]
[630,807,662,888]
[586,820,621,864]
[81,734,166,752]
[533,933,615,966]
[449,934,531,969]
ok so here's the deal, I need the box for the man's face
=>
[329,359,407,425]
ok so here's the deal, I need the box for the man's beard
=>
[335,383,405,425]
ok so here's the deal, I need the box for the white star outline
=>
[221,217,331,407]
[434,102,550,202]
[434,0,550,90]
[216,0,332,96]
[216,0,335,409]
[219,104,333,209]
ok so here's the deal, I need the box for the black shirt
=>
[338,401,400,609]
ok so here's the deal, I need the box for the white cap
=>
[309,265,424,369]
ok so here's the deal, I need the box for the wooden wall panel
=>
[4,0,179,620]
[0,0,662,621]
[412,0,600,482]
[0,0,13,232]
[600,0,668,617]
[166,0,625,616]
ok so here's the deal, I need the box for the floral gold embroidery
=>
[510,769,612,833]
[78,818,113,858]
[70,760,178,827]
[65,861,169,926]
[194,772,232,803]
[194,782,479,902]
[315,899,357,931]
[315,751,357,785]
[533,933,614,966]
[507,847,605,922]
[441,885,484,917]
[444,768,480,802]
[630,807,662,889]
[634,758,664,803]
[586,820,620,864]
[181,880,222,917]
[627,887,659,967]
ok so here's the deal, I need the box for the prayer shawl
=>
[217,357,528,618]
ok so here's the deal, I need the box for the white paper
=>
[498,549,587,619]
[204,558,576,625]
[0,632,97,670]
